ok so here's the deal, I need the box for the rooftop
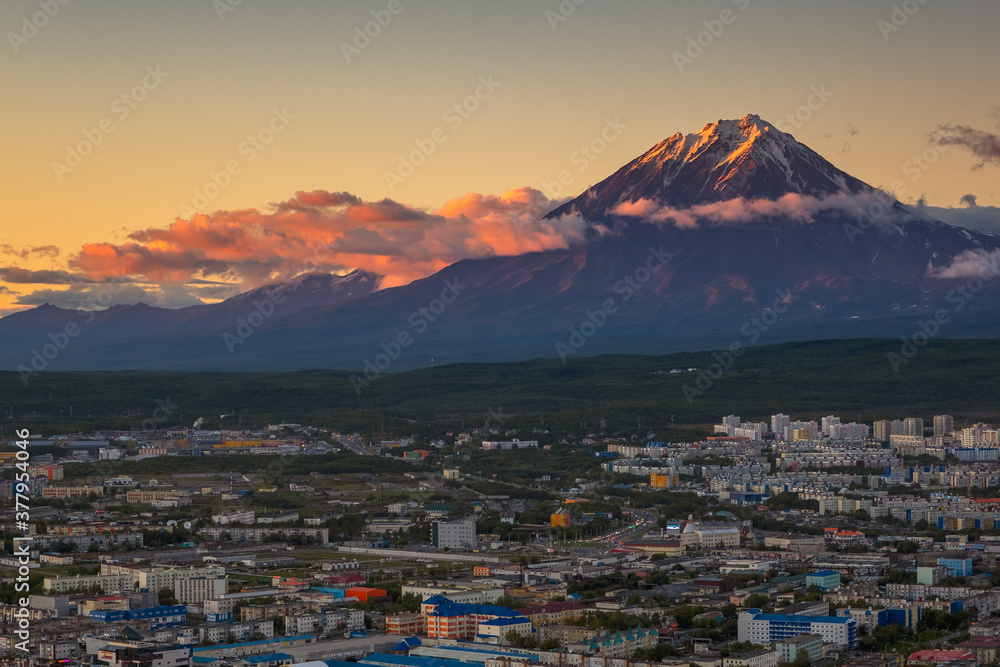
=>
[242,654,293,664]
[907,650,974,660]
[745,610,852,624]
[776,633,823,645]
[192,636,315,653]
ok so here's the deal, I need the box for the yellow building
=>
[651,473,679,489]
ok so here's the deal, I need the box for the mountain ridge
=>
[3,115,1000,372]
[548,113,876,222]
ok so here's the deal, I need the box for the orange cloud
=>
[66,187,585,292]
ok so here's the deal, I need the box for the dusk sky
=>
[3,0,999,313]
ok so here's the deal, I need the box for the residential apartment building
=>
[125,490,191,503]
[874,420,904,442]
[432,519,477,550]
[284,609,364,634]
[174,576,227,605]
[137,566,226,591]
[722,650,779,667]
[519,601,586,628]
[212,509,256,525]
[44,574,134,594]
[386,612,425,635]
[774,634,824,663]
[197,619,274,644]
[28,463,64,481]
[41,485,104,499]
[200,526,328,544]
[934,415,955,436]
[566,628,658,658]
[904,418,925,437]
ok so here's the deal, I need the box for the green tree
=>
[271,614,285,634]
[672,605,704,629]
[791,648,812,667]
[158,587,177,606]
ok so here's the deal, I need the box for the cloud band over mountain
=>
[2,188,586,309]
[609,192,910,229]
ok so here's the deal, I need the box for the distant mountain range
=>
[4,114,1000,373]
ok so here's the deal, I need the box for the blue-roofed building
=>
[409,645,537,665]
[421,597,528,640]
[89,605,187,627]
[239,653,293,667]
[310,587,347,598]
[475,616,533,643]
[391,637,422,653]
[738,609,856,649]
[419,595,453,611]
[361,653,471,667]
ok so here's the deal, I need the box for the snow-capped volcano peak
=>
[547,114,873,221]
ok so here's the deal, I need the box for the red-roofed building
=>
[906,649,974,665]
[275,578,311,592]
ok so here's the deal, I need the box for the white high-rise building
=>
[733,422,768,441]
[785,421,819,442]
[136,566,226,591]
[771,414,790,439]
[829,422,869,441]
[933,415,954,436]
[959,423,998,447]
[212,509,255,525]
[903,418,924,437]
[738,610,857,649]
[873,420,906,442]
[174,576,227,605]
[432,519,477,550]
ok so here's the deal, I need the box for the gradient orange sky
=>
[3,0,999,313]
